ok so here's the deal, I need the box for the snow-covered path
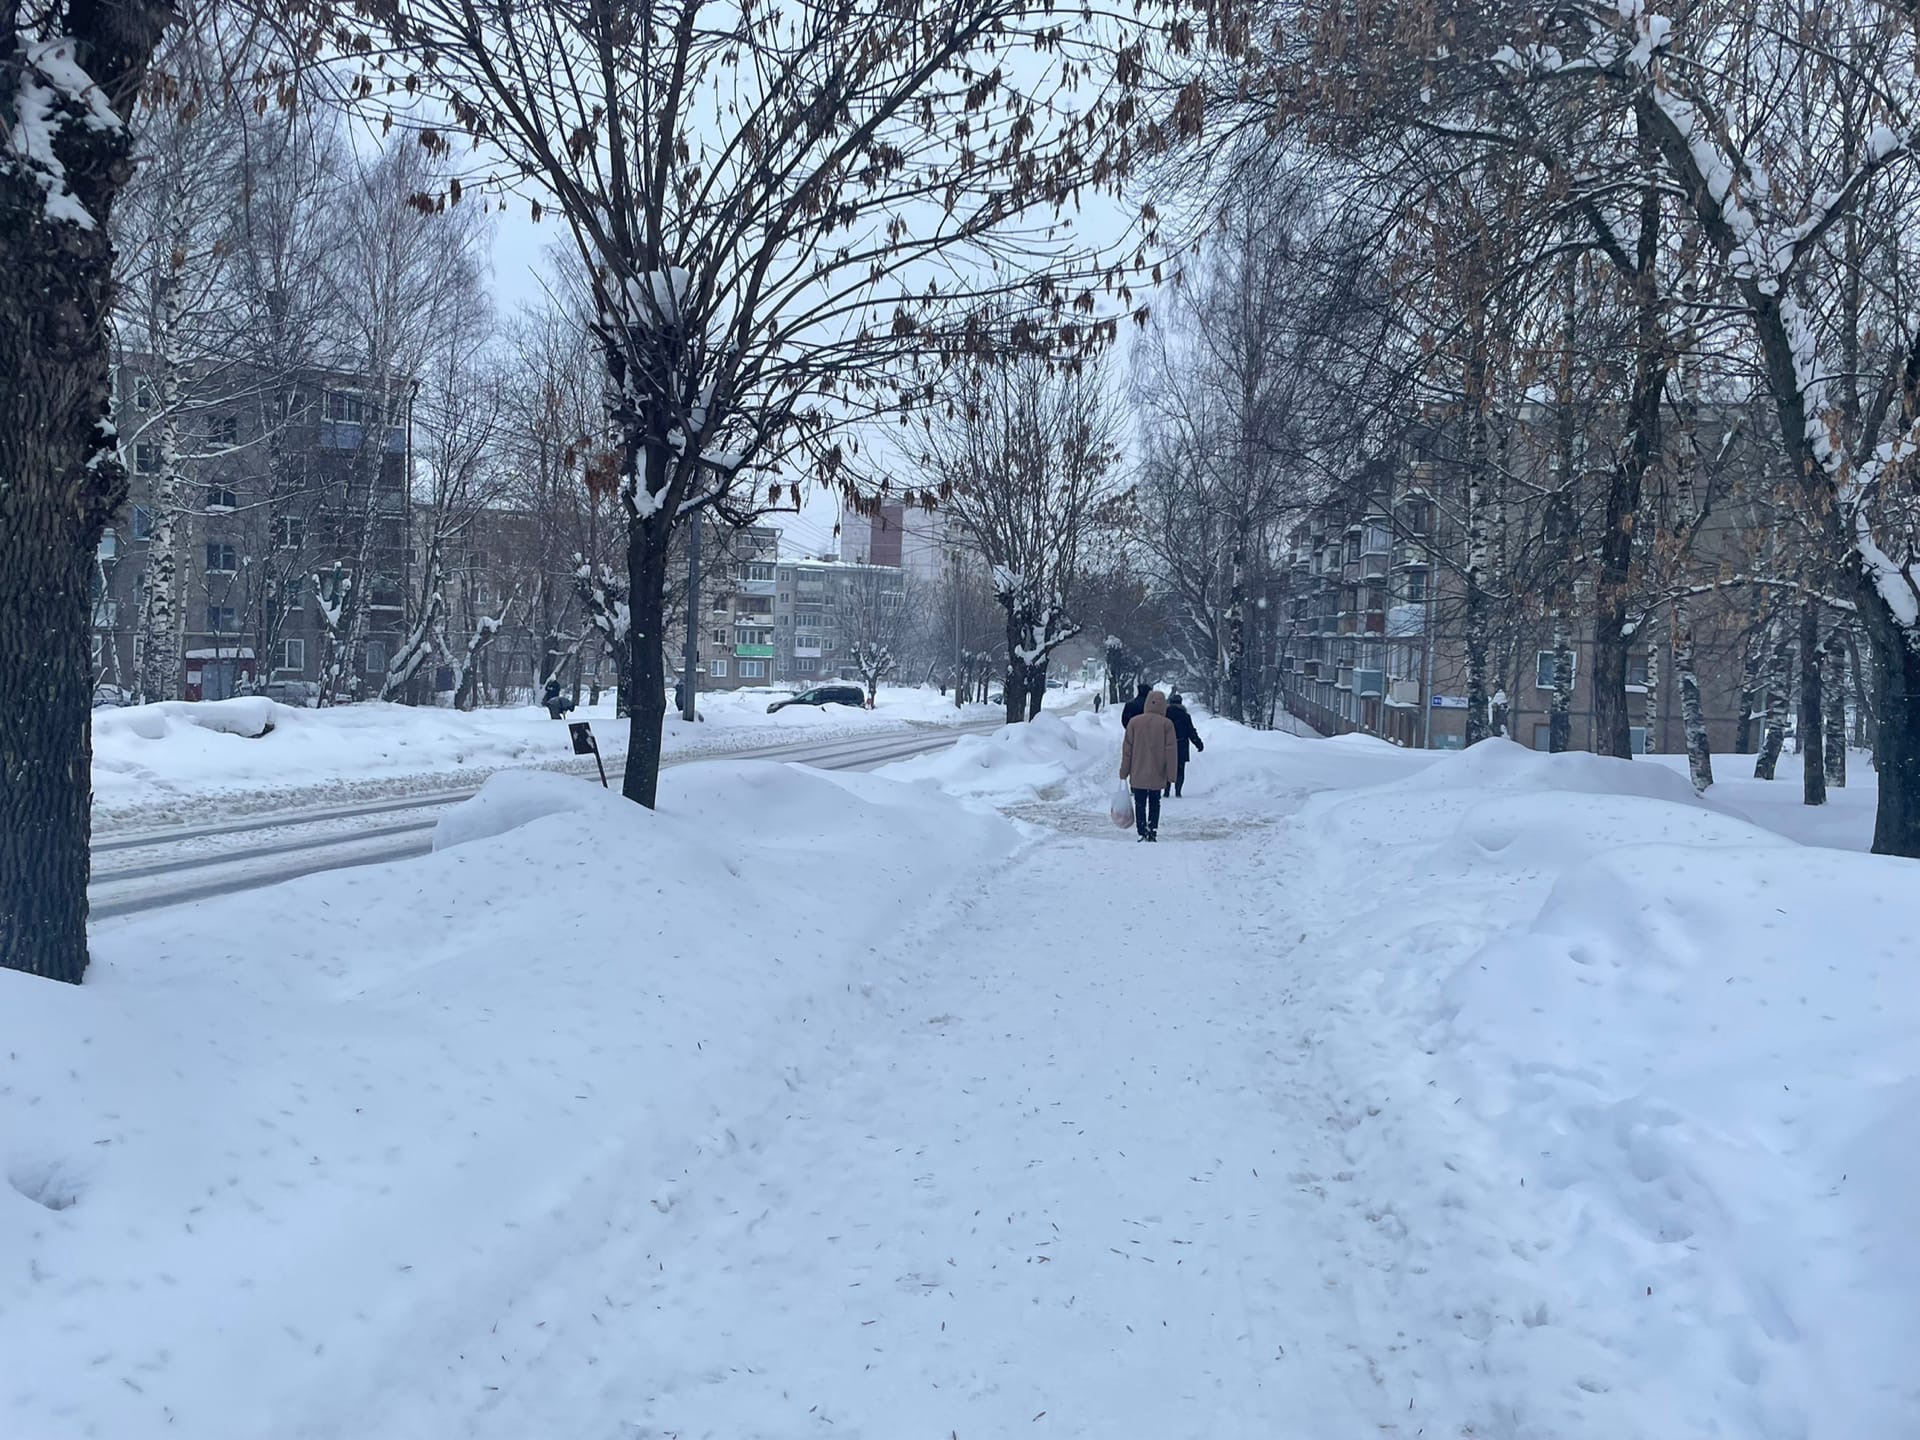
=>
[9,715,1914,1440]
[468,793,1467,1439]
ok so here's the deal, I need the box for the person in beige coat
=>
[1119,689,1179,841]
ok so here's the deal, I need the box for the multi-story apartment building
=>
[694,524,781,691]
[93,363,412,702]
[1278,416,1764,753]
[770,554,906,685]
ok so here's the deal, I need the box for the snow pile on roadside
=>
[0,763,1019,1440]
[1291,739,1919,1437]
[90,685,995,823]
[884,708,1109,803]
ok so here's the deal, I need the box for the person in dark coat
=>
[541,678,575,719]
[1119,689,1179,842]
[1119,681,1151,728]
[1163,692,1204,798]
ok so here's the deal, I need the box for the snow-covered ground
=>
[6,711,1913,1437]
[90,685,1002,827]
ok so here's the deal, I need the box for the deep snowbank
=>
[90,686,997,822]
[1294,739,1919,1437]
[0,763,1018,1439]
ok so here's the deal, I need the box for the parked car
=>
[767,684,866,714]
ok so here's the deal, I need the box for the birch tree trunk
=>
[1642,641,1659,754]
[1735,596,1766,755]
[1753,624,1793,781]
[133,218,190,703]
[1671,593,1714,790]
[1549,619,1573,753]
[1823,637,1847,789]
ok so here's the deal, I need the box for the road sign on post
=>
[568,721,608,788]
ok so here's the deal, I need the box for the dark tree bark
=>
[621,503,673,807]
[1591,174,1666,761]
[2,4,174,983]
[1865,612,1920,854]
[1799,600,1826,807]
[1026,659,1048,719]
[1000,601,1030,724]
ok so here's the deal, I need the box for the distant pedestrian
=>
[1119,689,1178,842]
[1163,691,1205,798]
[1120,681,1151,728]
[1093,691,1104,715]
[541,678,575,720]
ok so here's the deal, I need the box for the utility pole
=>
[682,517,701,722]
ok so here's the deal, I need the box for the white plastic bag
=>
[1109,781,1136,830]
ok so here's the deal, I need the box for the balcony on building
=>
[1387,677,1423,707]
[735,643,775,659]
[1386,603,1426,637]
[1352,667,1385,698]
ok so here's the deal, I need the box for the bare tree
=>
[384,322,508,701]
[839,563,915,705]
[926,355,1122,721]
[346,0,1175,803]
[313,138,488,703]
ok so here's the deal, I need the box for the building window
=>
[1531,723,1553,752]
[206,542,238,574]
[796,657,818,674]
[1626,653,1650,688]
[277,638,306,673]
[98,528,117,561]
[206,605,238,634]
[1630,726,1649,754]
[92,598,118,628]
[207,414,238,446]
[738,660,767,679]
[746,562,775,582]
[710,658,728,678]
[364,640,389,673]
[1535,650,1575,690]
[275,515,304,549]
[1400,570,1426,602]
[282,575,305,607]
[133,375,157,410]
[207,483,238,512]
[134,442,161,474]
[131,505,154,540]
[712,628,728,644]
[325,390,365,423]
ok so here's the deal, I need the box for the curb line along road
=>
[89,719,1000,921]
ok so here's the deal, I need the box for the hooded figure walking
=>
[1119,689,1179,842]
[1163,691,1204,797]
[1120,681,1151,728]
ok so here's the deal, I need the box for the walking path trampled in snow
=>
[438,784,1476,1439]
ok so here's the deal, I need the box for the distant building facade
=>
[94,362,413,702]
